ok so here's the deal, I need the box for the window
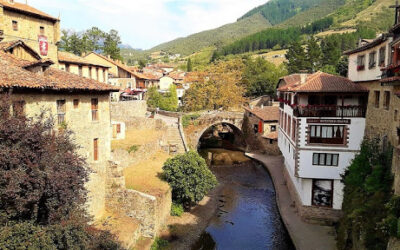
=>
[379,46,386,67]
[78,66,83,76]
[313,153,339,166]
[374,91,380,108]
[309,125,345,144]
[93,138,99,161]
[368,51,376,69]
[12,20,18,31]
[287,116,291,136]
[40,26,45,35]
[91,98,98,121]
[89,67,92,79]
[291,119,296,141]
[253,124,259,134]
[96,68,99,80]
[56,100,66,125]
[357,55,365,71]
[271,125,276,132]
[117,124,121,134]
[395,110,398,121]
[312,180,333,207]
[12,101,25,117]
[65,64,70,72]
[73,99,79,109]
[384,91,390,110]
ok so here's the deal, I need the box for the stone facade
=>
[0,2,60,64]
[10,92,112,220]
[110,100,148,120]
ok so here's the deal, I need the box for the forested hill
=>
[149,14,271,56]
[239,0,335,26]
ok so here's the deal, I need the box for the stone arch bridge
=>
[182,111,245,150]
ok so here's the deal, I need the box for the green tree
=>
[147,86,162,108]
[187,58,193,72]
[321,37,341,67]
[83,27,105,52]
[159,85,178,112]
[320,65,338,75]
[103,29,123,61]
[305,37,322,73]
[162,151,217,206]
[242,57,287,97]
[285,41,307,74]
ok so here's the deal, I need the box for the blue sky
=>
[27,0,267,49]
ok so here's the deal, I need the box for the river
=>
[195,149,295,250]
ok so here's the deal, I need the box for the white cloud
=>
[27,0,267,49]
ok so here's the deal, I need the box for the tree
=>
[242,57,287,97]
[103,29,123,61]
[285,41,307,74]
[183,59,246,111]
[321,37,341,67]
[305,37,322,73]
[162,151,217,205]
[147,85,178,112]
[336,56,349,77]
[147,86,162,108]
[187,58,193,72]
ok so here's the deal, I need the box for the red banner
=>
[38,35,48,56]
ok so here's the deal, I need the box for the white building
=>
[277,72,368,223]
[345,35,392,83]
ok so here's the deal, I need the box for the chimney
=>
[300,74,307,84]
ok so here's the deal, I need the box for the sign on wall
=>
[307,119,351,125]
[38,35,48,56]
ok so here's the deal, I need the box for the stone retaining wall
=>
[111,100,148,120]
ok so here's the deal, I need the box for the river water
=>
[194,149,295,250]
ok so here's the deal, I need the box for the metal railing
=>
[293,105,366,118]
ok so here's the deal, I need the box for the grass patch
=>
[150,237,168,250]
[170,203,184,217]
[128,145,139,154]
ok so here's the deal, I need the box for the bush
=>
[162,151,218,205]
[182,113,200,128]
[170,203,184,217]
[151,237,169,250]
[128,145,139,153]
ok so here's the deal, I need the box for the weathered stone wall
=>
[1,7,60,64]
[11,92,112,220]
[111,100,147,120]
[242,114,280,155]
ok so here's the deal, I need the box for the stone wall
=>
[282,166,342,225]
[11,92,112,221]
[111,100,147,120]
[1,7,60,64]
[242,115,280,155]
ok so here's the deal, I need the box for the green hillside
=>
[149,14,271,56]
[239,0,331,25]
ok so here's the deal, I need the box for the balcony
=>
[293,105,366,118]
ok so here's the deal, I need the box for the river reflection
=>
[194,149,295,250]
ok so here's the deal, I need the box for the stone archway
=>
[196,122,246,150]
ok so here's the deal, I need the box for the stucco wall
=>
[58,63,109,83]
[11,92,112,220]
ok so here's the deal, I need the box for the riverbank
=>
[246,153,337,250]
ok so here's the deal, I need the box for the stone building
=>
[243,106,280,155]
[344,8,400,195]
[58,51,110,84]
[0,47,118,220]
[0,0,60,63]
[277,72,368,224]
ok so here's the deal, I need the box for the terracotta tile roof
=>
[278,72,368,93]
[0,40,41,59]
[0,0,58,22]
[143,73,161,80]
[244,106,279,121]
[0,51,118,92]
[344,35,388,55]
[85,52,134,75]
[58,51,110,68]
[264,131,278,140]
[169,71,185,80]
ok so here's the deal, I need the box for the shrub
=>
[162,151,218,205]
[151,237,169,250]
[128,145,139,153]
[182,113,200,128]
[170,203,184,216]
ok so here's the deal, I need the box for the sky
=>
[27,0,267,50]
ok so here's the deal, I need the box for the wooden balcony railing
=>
[293,105,366,118]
